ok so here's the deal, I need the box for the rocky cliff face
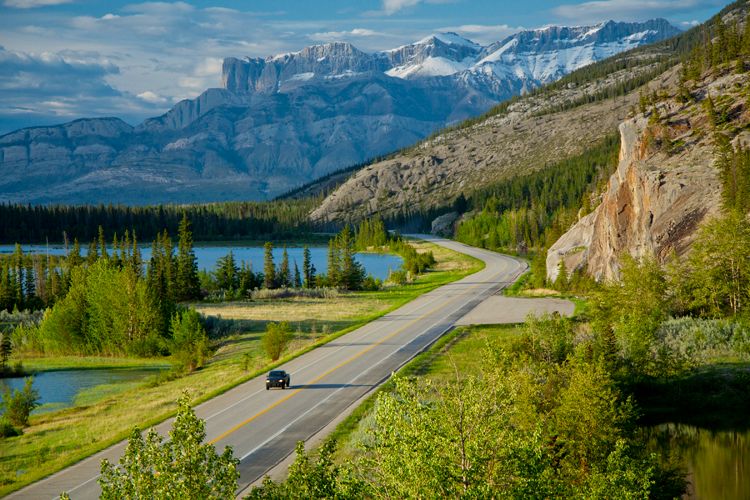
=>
[0,21,679,205]
[547,66,750,282]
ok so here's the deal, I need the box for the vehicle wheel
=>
[281,382,286,390]
[266,385,269,390]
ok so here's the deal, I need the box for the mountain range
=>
[0,19,680,205]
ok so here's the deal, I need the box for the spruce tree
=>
[279,246,291,288]
[263,242,276,289]
[215,251,239,292]
[98,226,109,261]
[68,239,83,268]
[327,239,340,287]
[293,262,302,289]
[176,215,201,301]
[302,246,314,288]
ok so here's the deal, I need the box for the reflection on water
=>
[645,423,750,499]
[0,244,403,281]
[0,368,164,413]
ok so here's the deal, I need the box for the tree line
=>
[0,198,318,244]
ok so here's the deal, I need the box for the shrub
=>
[651,318,750,374]
[170,309,210,372]
[99,392,239,498]
[1,377,39,427]
[0,417,21,438]
[263,322,292,362]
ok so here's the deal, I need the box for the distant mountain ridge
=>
[0,19,680,205]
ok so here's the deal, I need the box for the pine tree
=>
[327,239,340,287]
[293,262,302,289]
[68,239,83,268]
[279,246,291,288]
[0,264,13,312]
[98,226,109,261]
[215,251,238,292]
[302,246,314,288]
[87,239,98,265]
[263,242,276,289]
[337,226,364,291]
[175,215,201,301]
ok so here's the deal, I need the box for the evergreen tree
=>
[215,251,239,292]
[327,239,341,287]
[98,226,108,261]
[0,264,12,312]
[263,242,276,289]
[175,215,201,301]
[68,239,83,268]
[338,226,365,290]
[86,239,98,265]
[279,246,291,288]
[293,262,302,289]
[302,246,314,288]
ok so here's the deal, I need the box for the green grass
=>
[19,356,172,373]
[503,270,531,296]
[0,239,482,496]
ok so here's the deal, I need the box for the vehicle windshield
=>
[269,371,286,377]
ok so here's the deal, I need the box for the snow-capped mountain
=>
[0,19,680,205]
[223,19,680,98]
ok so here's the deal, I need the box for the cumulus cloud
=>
[137,90,168,104]
[552,0,720,23]
[308,28,381,42]
[383,0,422,15]
[3,0,72,8]
[0,46,161,134]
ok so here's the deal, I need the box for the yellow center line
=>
[209,268,499,445]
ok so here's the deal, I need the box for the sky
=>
[0,0,733,134]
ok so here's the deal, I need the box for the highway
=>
[7,237,526,499]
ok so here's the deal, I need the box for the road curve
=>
[7,237,526,499]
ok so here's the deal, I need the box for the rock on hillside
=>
[547,66,750,282]
[310,62,667,224]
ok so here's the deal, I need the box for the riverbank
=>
[0,239,481,496]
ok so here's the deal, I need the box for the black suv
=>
[266,370,290,390]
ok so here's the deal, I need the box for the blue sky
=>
[0,0,732,134]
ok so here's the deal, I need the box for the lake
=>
[0,368,166,414]
[0,244,403,281]
[645,423,750,499]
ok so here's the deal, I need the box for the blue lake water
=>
[0,368,165,413]
[0,244,403,281]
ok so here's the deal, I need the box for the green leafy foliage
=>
[1,377,39,427]
[247,441,364,499]
[170,308,210,372]
[98,392,239,499]
[262,322,292,362]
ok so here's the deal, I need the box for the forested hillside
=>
[0,198,318,244]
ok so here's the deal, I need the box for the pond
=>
[0,368,166,414]
[644,423,750,499]
[0,244,403,281]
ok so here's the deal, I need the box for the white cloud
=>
[137,90,167,104]
[308,28,381,42]
[552,0,717,23]
[382,0,422,15]
[3,0,71,8]
[681,19,700,27]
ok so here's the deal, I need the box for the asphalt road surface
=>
[8,237,526,499]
